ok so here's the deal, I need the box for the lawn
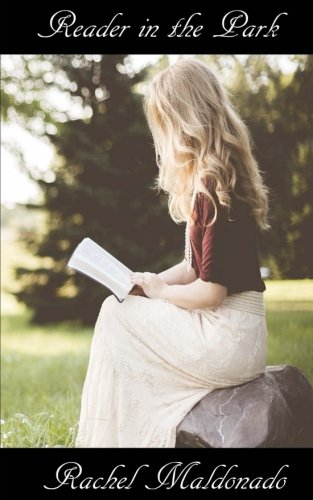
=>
[1,312,91,447]
[1,235,313,447]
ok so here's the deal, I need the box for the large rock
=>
[176,365,313,448]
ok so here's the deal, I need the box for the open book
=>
[67,237,133,302]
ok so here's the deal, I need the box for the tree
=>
[3,55,312,324]
[281,56,313,278]
[14,55,182,324]
[229,55,313,278]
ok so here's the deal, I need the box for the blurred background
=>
[1,54,312,447]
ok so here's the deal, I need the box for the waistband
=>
[222,291,265,316]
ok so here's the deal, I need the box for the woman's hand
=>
[130,272,167,300]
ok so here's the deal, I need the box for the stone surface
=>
[176,365,313,448]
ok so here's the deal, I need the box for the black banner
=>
[2,2,312,54]
[3,448,311,498]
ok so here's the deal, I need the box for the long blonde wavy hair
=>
[144,58,269,230]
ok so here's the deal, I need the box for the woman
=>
[76,59,269,448]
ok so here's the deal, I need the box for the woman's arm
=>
[158,260,197,285]
[160,279,227,310]
[129,260,196,297]
[130,272,227,310]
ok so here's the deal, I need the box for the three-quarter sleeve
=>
[190,189,265,293]
[197,194,230,287]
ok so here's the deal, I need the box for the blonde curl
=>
[144,58,269,230]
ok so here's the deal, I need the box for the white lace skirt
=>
[76,291,267,448]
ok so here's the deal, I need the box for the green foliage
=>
[230,55,313,278]
[1,56,56,127]
[12,55,182,323]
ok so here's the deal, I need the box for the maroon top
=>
[190,189,265,294]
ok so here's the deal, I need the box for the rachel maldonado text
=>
[43,461,289,491]
[67,237,133,302]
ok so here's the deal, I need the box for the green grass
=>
[264,280,313,378]
[1,234,313,447]
[1,312,91,447]
[1,233,92,447]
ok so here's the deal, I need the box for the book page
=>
[67,238,133,301]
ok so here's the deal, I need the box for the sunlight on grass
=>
[264,280,313,311]
[2,314,91,357]
[265,279,313,301]
[1,312,92,448]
